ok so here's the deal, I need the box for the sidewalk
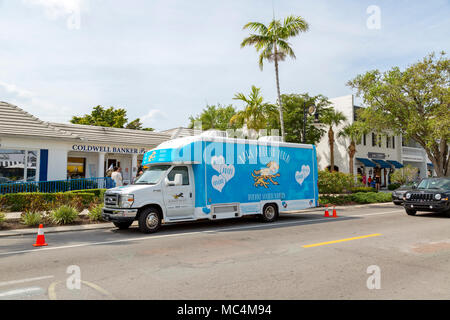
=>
[0,202,394,238]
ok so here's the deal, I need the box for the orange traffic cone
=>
[33,224,48,247]
[332,205,338,218]
[324,205,330,217]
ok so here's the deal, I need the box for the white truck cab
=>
[102,164,196,233]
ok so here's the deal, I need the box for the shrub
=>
[50,205,79,225]
[319,192,392,206]
[0,212,5,226]
[350,186,377,193]
[390,164,419,185]
[88,203,104,221]
[388,183,401,190]
[318,170,361,194]
[21,212,42,227]
[0,190,103,212]
[319,194,353,206]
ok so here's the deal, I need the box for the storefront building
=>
[0,102,171,184]
[315,95,432,187]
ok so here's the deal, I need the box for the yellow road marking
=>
[47,280,114,300]
[302,233,382,248]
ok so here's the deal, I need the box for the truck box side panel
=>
[202,141,317,213]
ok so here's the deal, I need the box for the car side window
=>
[167,166,189,185]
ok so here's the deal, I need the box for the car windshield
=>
[401,181,417,188]
[134,165,171,185]
[417,178,450,190]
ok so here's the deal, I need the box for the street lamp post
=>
[302,101,320,144]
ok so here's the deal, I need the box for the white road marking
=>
[0,209,404,257]
[0,287,43,298]
[0,275,54,287]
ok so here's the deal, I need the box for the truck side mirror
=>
[165,177,175,187]
[174,174,183,186]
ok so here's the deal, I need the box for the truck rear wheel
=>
[113,221,133,230]
[261,204,278,222]
[138,207,161,233]
[405,208,417,216]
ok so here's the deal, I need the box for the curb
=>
[0,202,395,238]
[0,222,115,238]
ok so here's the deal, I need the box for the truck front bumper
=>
[102,208,138,223]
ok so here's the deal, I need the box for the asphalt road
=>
[1,203,450,300]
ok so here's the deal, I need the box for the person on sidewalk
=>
[111,166,123,187]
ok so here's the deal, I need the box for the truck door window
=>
[167,166,189,185]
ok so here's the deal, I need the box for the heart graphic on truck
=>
[295,165,310,186]
[211,156,235,192]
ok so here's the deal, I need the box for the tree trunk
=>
[273,44,285,142]
[329,127,335,172]
[422,140,449,177]
[348,141,356,175]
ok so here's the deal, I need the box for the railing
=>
[0,177,116,194]
[402,147,425,161]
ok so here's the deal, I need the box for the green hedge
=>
[0,189,105,212]
[349,186,377,193]
[320,192,392,206]
[388,183,401,190]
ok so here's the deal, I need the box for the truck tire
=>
[113,221,133,230]
[138,207,161,233]
[261,203,278,222]
[405,208,417,216]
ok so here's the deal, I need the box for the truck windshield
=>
[417,178,450,190]
[134,165,171,185]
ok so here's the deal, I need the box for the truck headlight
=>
[405,193,411,200]
[434,194,442,200]
[119,194,134,208]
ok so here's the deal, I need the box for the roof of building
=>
[0,101,77,140]
[0,101,172,147]
[50,122,172,146]
[160,127,200,139]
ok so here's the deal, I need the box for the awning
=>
[356,158,376,167]
[386,160,404,168]
[427,162,434,167]
[371,159,391,168]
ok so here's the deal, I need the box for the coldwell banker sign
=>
[72,144,146,154]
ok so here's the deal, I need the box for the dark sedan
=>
[403,178,450,216]
[392,181,418,205]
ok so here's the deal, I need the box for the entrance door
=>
[105,159,121,176]
[162,166,194,219]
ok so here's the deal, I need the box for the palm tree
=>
[241,15,309,141]
[320,109,347,172]
[230,86,277,131]
[338,122,368,175]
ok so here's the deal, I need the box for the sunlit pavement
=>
[1,203,449,300]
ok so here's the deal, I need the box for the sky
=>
[0,0,449,131]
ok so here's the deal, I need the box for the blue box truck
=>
[102,135,319,233]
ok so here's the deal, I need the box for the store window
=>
[0,149,38,183]
[67,157,86,179]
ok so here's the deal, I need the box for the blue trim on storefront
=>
[39,149,48,181]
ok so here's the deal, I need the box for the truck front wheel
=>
[138,208,161,233]
[261,204,278,222]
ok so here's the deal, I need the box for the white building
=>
[0,102,171,184]
[315,95,431,186]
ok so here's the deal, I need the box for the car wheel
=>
[261,203,278,222]
[138,207,161,233]
[405,208,417,216]
[113,221,133,230]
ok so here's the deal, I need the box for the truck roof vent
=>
[200,130,227,138]
[257,136,282,142]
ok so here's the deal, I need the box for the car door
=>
[162,165,195,219]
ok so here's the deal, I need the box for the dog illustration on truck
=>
[102,134,319,233]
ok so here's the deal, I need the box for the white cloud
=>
[140,109,166,128]
[22,0,88,29]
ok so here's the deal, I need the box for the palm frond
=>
[243,22,269,35]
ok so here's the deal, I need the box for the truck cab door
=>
[162,165,195,219]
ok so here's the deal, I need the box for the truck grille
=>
[409,193,434,202]
[104,193,119,207]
